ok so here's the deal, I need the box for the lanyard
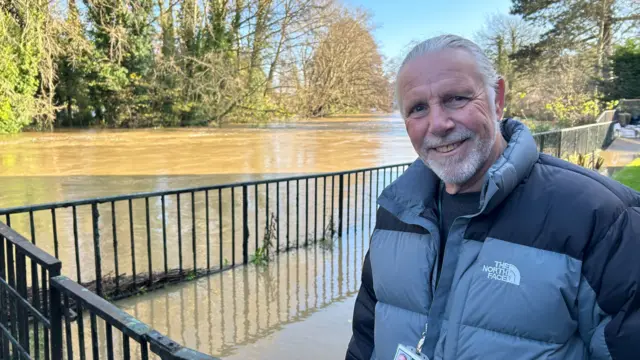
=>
[417,183,444,355]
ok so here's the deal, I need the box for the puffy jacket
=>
[346,118,640,360]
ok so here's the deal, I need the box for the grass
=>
[612,158,640,191]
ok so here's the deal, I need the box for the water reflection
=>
[62,223,371,359]
[116,224,370,358]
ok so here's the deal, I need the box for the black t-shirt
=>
[437,187,480,277]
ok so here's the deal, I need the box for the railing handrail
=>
[0,221,61,269]
[51,275,151,342]
[0,162,413,215]
[532,119,613,137]
[51,275,219,359]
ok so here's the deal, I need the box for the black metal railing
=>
[532,118,616,157]
[51,276,216,360]
[0,221,61,360]
[0,220,218,360]
[0,163,410,302]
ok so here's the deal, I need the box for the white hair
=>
[395,34,499,118]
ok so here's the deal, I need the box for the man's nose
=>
[428,104,455,136]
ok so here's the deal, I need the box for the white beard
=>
[419,121,498,185]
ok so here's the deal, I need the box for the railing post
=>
[539,134,545,153]
[49,271,63,360]
[92,203,103,297]
[557,130,563,158]
[338,174,344,237]
[242,185,249,265]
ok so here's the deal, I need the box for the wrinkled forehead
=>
[397,48,484,96]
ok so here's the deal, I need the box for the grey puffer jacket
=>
[346,118,640,360]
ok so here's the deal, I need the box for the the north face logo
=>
[482,261,521,285]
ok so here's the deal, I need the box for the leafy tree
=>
[511,0,640,80]
[0,2,45,133]
[604,38,640,100]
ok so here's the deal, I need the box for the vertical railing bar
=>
[361,172,366,232]
[72,206,81,283]
[369,170,373,232]
[76,302,86,360]
[347,173,351,235]
[0,234,7,360]
[338,175,343,237]
[242,185,249,265]
[354,172,358,233]
[331,176,335,236]
[383,167,387,188]
[29,211,36,245]
[128,200,136,287]
[6,241,17,356]
[161,195,168,279]
[90,313,99,360]
[231,187,236,266]
[92,203,103,297]
[111,202,120,294]
[218,189,223,269]
[16,251,28,354]
[106,324,114,360]
[145,197,152,287]
[191,192,197,272]
[276,182,280,252]
[323,176,327,239]
[177,193,183,274]
[286,181,290,250]
[266,183,270,256]
[63,294,73,360]
[255,185,258,251]
[123,334,130,360]
[41,268,49,360]
[314,177,318,242]
[51,209,59,259]
[32,261,40,360]
[206,190,210,272]
[296,179,299,248]
[305,178,309,245]
[141,339,149,360]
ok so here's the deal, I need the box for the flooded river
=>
[0,114,417,359]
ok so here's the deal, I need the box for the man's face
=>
[397,48,502,185]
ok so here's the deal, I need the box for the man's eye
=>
[445,96,470,108]
[409,104,428,115]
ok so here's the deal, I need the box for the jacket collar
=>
[377,118,539,226]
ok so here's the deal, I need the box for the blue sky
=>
[343,0,514,60]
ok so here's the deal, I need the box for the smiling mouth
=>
[433,139,467,153]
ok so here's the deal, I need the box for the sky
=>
[343,0,515,60]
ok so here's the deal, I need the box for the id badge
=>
[394,344,430,360]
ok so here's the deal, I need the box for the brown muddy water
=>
[0,114,417,359]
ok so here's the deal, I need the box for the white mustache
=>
[421,128,475,149]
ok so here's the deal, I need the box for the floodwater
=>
[0,114,417,359]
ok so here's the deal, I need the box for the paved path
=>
[600,137,640,176]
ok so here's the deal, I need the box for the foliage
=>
[251,213,277,266]
[510,0,639,80]
[0,3,46,133]
[603,38,640,100]
[562,150,605,171]
[0,0,393,132]
[612,157,640,191]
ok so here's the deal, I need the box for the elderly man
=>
[346,34,640,360]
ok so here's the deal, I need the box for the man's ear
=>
[495,77,506,120]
